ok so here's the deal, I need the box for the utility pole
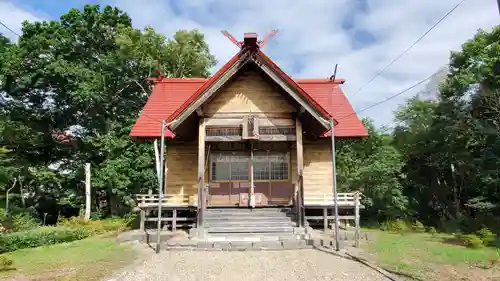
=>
[497,0,500,16]
[329,64,341,251]
[156,120,166,254]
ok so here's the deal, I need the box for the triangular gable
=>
[129,79,368,138]
[167,48,334,131]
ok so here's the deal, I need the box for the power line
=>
[0,20,20,37]
[349,0,467,98]
[339,68,445,122]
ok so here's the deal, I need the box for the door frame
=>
[207,146,293,207]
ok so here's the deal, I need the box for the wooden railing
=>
[135,194,196,208]
[303,192,362,206]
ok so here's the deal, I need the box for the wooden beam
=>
[197,119,206,228]
[259,135,296,141]
[207,112,293,119]
[295,118,304,227]
[205,117,295,127]
[196,108,203,117]
[249,142,255,208]
[304,215,356,220]
[205,135,242,142]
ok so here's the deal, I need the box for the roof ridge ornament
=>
[221,30,279,50]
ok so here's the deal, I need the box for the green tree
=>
[337,120,408,221]
[0,5,215,217]
[392,25,500,230]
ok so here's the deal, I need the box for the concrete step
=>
[207,226,294,233]
[204,216,293,222]
[204,221,296,228]
[200,234,300,242]
[204,212,294,218]
[206,208,292,213]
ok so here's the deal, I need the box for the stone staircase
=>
[193,207,309,242]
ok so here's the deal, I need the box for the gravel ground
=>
[112,249,389,281]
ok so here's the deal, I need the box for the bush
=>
[412,221,426,233]
[426,226,437,235]
[0,255,13,270]
[380,219,409,233]
[11,213,40,232]
[458,234,484,249]
[59,216,130,234]
[477,227,496,246]
[0,226,93,253]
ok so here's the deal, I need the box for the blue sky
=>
[0,0,498,127]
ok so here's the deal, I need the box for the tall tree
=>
[393,25,500,230]
[0,5,216,216]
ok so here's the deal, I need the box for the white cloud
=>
[111,0,499,127]
[1,0,498,127]
[0,1,46,40]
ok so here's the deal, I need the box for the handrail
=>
[303,191,362,206]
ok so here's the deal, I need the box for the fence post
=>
[354,192,360,248]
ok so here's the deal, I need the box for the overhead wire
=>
[349,0,467,98]
[0,20,21,37]
[339,67,447,122]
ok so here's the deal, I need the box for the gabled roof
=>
[130,77,367,138]
[165,48,335,131]
[130,33,367,138]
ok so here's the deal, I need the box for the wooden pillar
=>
[354,192,360,248]
[323,207,328,232]
[172,208,177,232]
[295,118,304,227]
[140,209,145,231]
[249,142,255,208]
[197,119,206,228]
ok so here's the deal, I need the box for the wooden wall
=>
[164,142,198,204]
[302,139,333,194]
[164,138,334,204]
[203,68,296,116]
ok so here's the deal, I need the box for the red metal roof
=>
[130,51,367,138]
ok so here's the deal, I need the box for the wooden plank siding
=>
[163,142,202,204]
[161,68,334,206]
[163,139,333,204]
[203,68,297,116]
[302,139,333,195]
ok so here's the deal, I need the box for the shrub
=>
[11,212,40,232]
[380,219,409,233]
[426,226,437,235]
[477,227,496,246]
[0,255,13,270]
[59,216,130,234]
[411,221,426,233]
[458,234,484,249]
[0,226,93,254]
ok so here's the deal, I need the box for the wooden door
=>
[253,151,293,206]
[208,152,250,206]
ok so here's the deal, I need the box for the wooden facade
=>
[131,32,367,236]
[159,66,336,208]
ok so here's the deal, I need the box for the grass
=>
[0,235,136,281]
[361,229,500,281]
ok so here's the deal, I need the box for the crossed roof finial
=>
[221,30,279,49]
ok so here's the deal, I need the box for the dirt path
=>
[108,248,390,281]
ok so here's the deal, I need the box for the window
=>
[259,126,295,135]
[210,152,289,182]
[253,152,289,181]
[206,127,241,137]
[211,152,249,181]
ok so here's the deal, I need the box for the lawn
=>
[0,235,136,281]
[360,230,500,281]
